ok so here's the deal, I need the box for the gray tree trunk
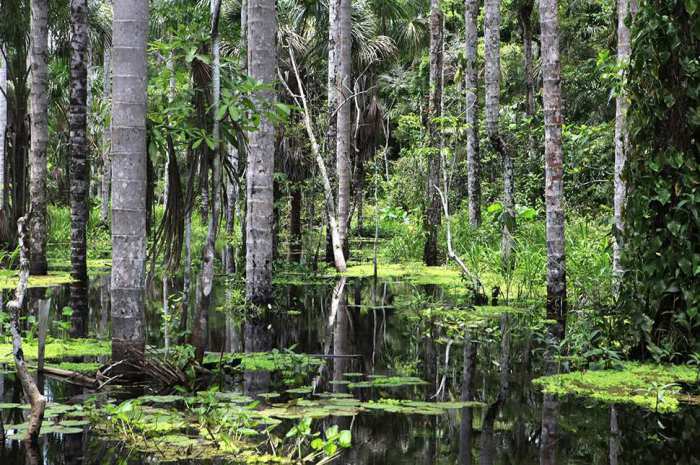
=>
[464,0,481,227]
[29,0,49,275]
[539,0,567,339]
[0,48,7,212]
[423,0,443,266]
[327,0,340,164]
[245,0,276,304]
[0,44,7,213]
[612,0,638,280]
[101,47,112,224]
[192,0,223,362]
[69,0,90,336]
[110,0,149,362]
[485,0,515,266]
[336,0,352,248]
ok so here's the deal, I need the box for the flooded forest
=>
[0,0,698,463]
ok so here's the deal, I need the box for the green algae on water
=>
[532,362,699,413]
[0,269,75,289]
[0,338,111,363]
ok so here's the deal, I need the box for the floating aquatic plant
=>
[533,362,699,413]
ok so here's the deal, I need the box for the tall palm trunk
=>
[245,0,277,304]
[192,0,223,362]
[519,0,535,117]
[29,0,49,275]
[423,0,443,266]
[327,0,339,167]
[101,47,111,224]
[612,0,638,280]
[0,48,7,215]
[110,0,149,362]
[539,0,567,340]
[69,0,90,337]
[336,0,352,249]
[484,0,514,265]
[464,0,481,227]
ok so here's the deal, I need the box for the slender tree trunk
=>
[336,0,352,249]
[484,0,515,264]
[459,331,477,465]
[465,0,481,227]
[224,145,238,273]
[101,47,111,224]
[0,48,7,213]
[192,0,223,362]
[110,0,149,362]
[288,185,302,262]
[612,0,637,281]
[69,0,90,337]
[519,0,535,117]
[423,0,443,266]
[29,0,49,275]
[327,0,340,168]
[539,0,567,340]
[284,48,347,272]
[7,217,46,442]
[245,0,277,304]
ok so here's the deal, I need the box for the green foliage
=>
[621,0,700,358]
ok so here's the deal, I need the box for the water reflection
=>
[2,276,700,465]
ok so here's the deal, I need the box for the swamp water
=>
[1,270,699,465]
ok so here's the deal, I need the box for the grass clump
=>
[0,269,75,289]
[532,362,699,413]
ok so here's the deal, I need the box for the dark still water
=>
[1,273,699,465]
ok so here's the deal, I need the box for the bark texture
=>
[192,0,223,362]
[0,49,7,211]
[335,0,352,247]
[612,0,637,279]
[69,0,90,337]
[327,0,340,165]
[110,0,149,362]
[464,0,481,227]
[101,47,112,224]
[539,0,567,339]
[423,0,443,266]
[484,0,515,265]
[29,0,49,275]
[245,0,277,304]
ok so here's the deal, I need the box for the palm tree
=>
[69,0,90,336]
[423,0,443,266]
[111,0,149,362]
[613,0,638,280]
[465,0,480,226]
[484,0,515,266]
[246,0,277,304]
[539,0,567,341]
[29,0,49,275]
[0,47,7,216]
[335,0,352,251]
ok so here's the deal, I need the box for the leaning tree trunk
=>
[245,0,277,304]
[101,47,112,224]
[69,0,90,338]
[464,0,481,227]
[612,0,637,281]
[336,0,352,250]
[7,217,46,442]
[539,0,567,340]
[484,0,515,266]
[423,0,443,266]
[110,0,149,362]
[29,0,49,275]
